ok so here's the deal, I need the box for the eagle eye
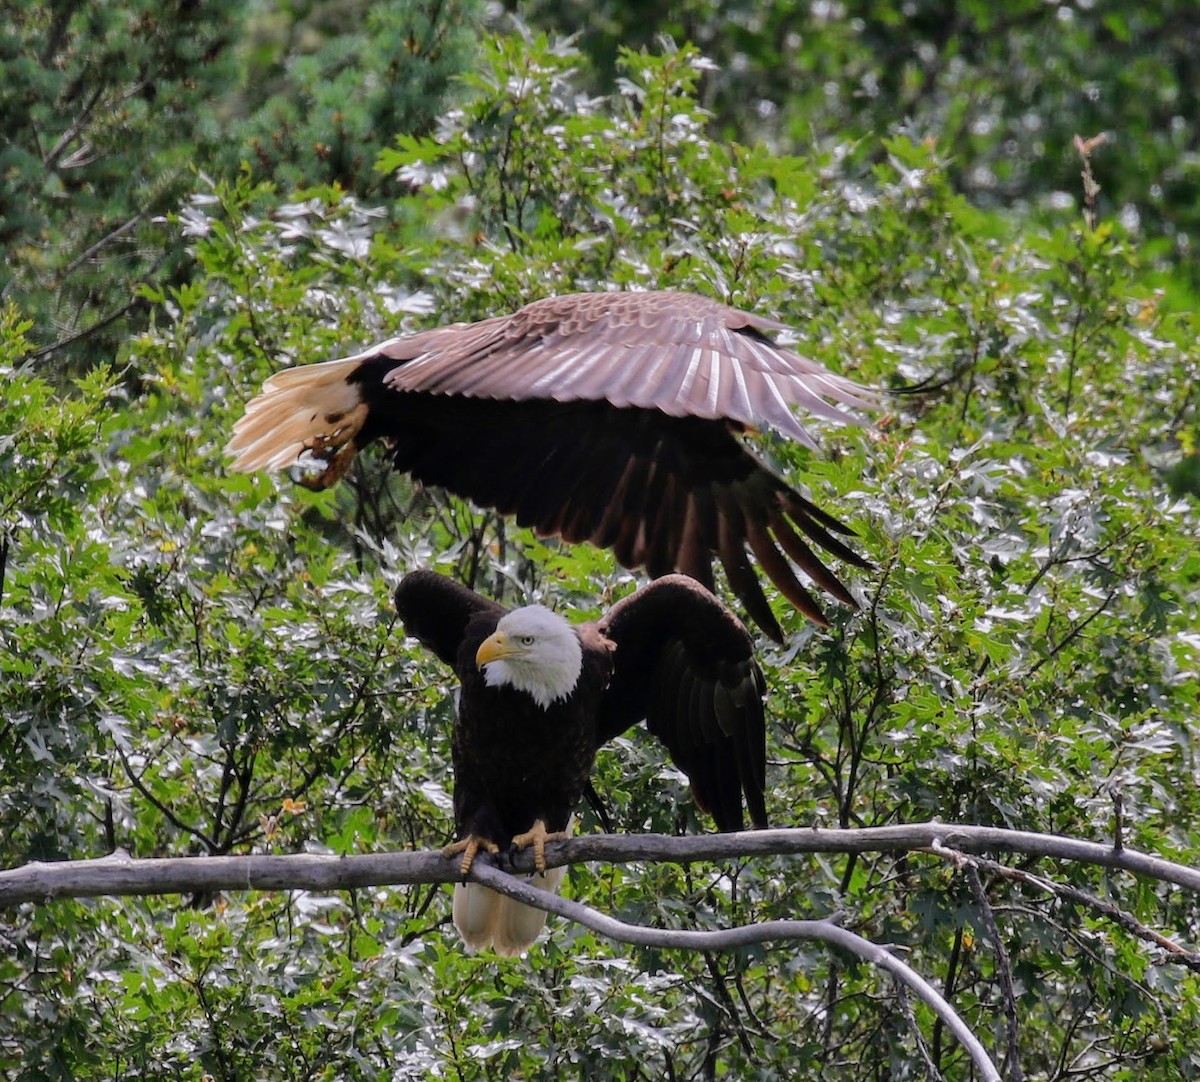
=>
[519,635,535,646]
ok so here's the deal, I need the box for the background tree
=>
[1,0,481,372]
[2,16,1199,1082]
[511,0,1200,277]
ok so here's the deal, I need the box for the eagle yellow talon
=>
[510,819,570,873]
[443,834,500,876]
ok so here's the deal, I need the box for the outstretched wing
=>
[375,291,874,446]
[594,574,768,831]
[372,396,865,642]
[394,570,506,667]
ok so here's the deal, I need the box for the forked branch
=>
[6,822,1194,1078]
[469,861,1001,1080]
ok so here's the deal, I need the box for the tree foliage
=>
[513,0,1200,275]
[3,26,1199,1082]
[1,0,481,372]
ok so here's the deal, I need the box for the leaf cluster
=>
[2,30,1199,1082]
[1,0,483,373]
[512,0,1200,279]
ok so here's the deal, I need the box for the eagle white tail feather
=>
[452,864,569,957]
[225,357,364,473]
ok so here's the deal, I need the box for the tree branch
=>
[4,823,1199,907]
[467,863,1001,1081]
[5,820,1196,1079]
[892,976,947,1082]
[962,860,1024,1082]
[943,844,1200,973]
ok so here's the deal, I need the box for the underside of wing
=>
[376,395,864,641]
[594,575,768,831]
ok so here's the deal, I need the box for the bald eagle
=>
[227,290,876,641]
[394,569,767,956]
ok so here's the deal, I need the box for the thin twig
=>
[892,976,947,1082]
[0,533,9,607]
[950,848,1200,973]
[30,298,145,361]
[1024,585,1121,677]
[963,862,1024,1082]
[63,212,147,276]
[112,745,218,853]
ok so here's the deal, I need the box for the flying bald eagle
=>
[394,569,766,956]
[227,290,877,641]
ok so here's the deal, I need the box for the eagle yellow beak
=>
[476,630,519,667]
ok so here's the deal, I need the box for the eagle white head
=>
[475,605,584,709]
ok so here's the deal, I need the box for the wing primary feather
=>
[713,682,741,738]
[783,510,873,571]
[769,510,859,607]
[744,517,830,625]
[649,640,685,754]
[716,499,787,642]
[676,494,716,592]
[551,431,633,542]
[781,490,869,547]
[589,457,647,551]
[737,669,769,827]
[640,470,684,579]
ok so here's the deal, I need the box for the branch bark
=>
[4,822,1198,906]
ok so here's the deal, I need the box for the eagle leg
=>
[442,834,500,877]
[299,401,369,490]
[510,818,570,874]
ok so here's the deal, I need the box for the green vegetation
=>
[2,8,1198,1080]
[2,0,482,370]
[517,0,1200,270]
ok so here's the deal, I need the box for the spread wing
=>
[374,396,865,642]
[594,574,768,831]
[375,291,874,446]
[393,570,506,667]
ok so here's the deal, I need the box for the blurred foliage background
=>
[2,1,1199,1079]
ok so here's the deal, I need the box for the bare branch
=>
[544,824,1200,892]
[0,846,451,907]
[947,847,1200,973]
[891,977,947,1082]
[63,212,148,277]
[4,823,1200,907]
[467,863,1001,1081]
[5,819,1196,1080]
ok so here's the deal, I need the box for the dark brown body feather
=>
[229,290,876,641]
[451,613,613,847]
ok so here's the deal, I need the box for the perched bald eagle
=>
[227,290,876,641]
[394,569,766,956]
